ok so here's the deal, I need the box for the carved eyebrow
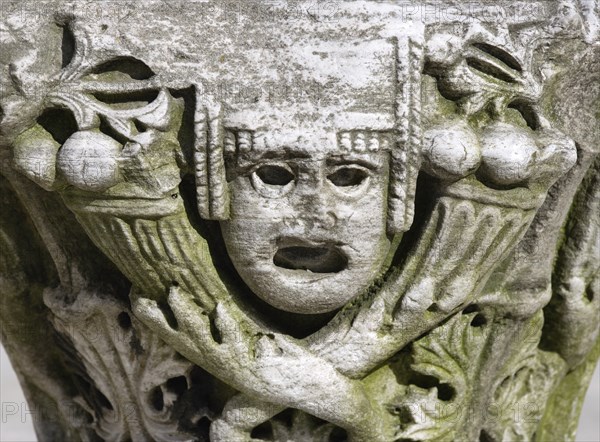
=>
[233,150,313,175]
[252,149,313,160]
[235,149,314,166]
[325,154,386,170]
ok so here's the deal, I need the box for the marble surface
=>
[2,345,599,441]
[0,2,598,440]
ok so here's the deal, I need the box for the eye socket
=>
[327,167,368,187]
[255,165,295,186]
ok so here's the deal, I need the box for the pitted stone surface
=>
[0,2,598,441]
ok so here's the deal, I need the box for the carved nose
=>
[286,177,338,229]
[310,211,338,229]
[283,211,338,230]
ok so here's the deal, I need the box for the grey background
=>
[1,344,599,441]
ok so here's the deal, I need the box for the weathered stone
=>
[0,1,598,441]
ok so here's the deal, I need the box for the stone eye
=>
[328,167,368,187]
[255,165,295,186]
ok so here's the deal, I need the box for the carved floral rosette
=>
[1,2,599,442]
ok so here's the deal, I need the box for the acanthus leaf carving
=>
[46,290,211,442]
[1,2,598,442]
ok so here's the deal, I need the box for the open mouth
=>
[273,244,348,273]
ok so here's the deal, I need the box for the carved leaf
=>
[7,21,166,144]
[46,291,205,442]
[434,41,542,116]
[395,310,493,441]
[270,410,343,442]
[483,314,568,441]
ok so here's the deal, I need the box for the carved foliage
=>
[0,4,598,442]
[46,291,210,442]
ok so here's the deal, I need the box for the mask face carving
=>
[220,131,392,314]
[206,38,408,314]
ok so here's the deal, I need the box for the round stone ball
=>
[478,123,538,187]
[13,124,60,190]
[57,130,122,192]
[422,121,482,180]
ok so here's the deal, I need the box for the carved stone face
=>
[220,134,392,314]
